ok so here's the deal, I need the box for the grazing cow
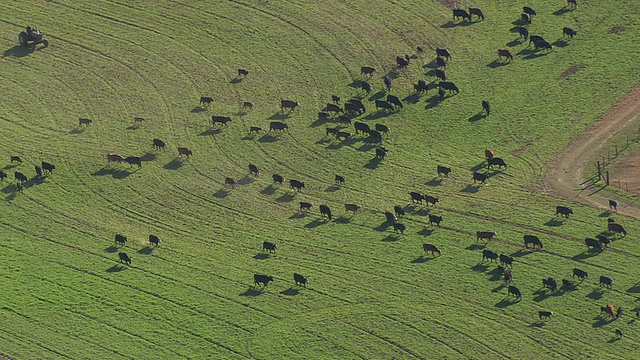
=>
[452,9,471,21]
[572,268,588,280]
[434,69,446,81]
[0,170,6,181]
[436,57,447,69]
[133,117,145,123]
[212,116,232,126]
[534,40,553,51]
[149,234,161,246]
[429,214,443,227]
[394,205,405,218]
[375,100,393,112]
[326,127,339,137]
[396,55,410,70]
[177,147,192,158]
[335,131,351,140]
[319,205,332,220]
[262,241,276,253]
[563,27,577,38]
[360,81,373,94]
[41,161,55,174]
[360,66,376,77]
[488,157,508,169]
[498,49,513,61]
[10,156,22,164]
[410,191,425,204]
[368,130,383,143]
[345,203,362,215]
[326,103,343,114]
[515,26,529,41]
[299,202,313,212]
[331,95,340,104]
[118,252,131,265]
[608,222,627,236]
[567,0,577,8]
[250,126,262,134]
[243,101,254,109]
[482,249,499,262]
[423,243,442,256]
[199,97,213,106]
[482,100,491,115]
[438,87,446,101]
[107,154,125,164]
[225,177,237,188]
[254,274,274,287]
[508,285,522,299]
[153,138,166,150]
[414,80,429,94]
[437,165,451,177]
[523,6,536,16]
[272,174,284,185]
[425,195,439,206]
[521,13,531,25]
[123,157,142,168]
[280,100,300,112]
[384,76,393,92]
[269,121,289,133]
[485,148,494,160]
[385,211,397,223]
[597,234,612,248]
[375,147,388,160]
[609,199,618,211]
[599,276,613,289]
[290,179,305,192]
[439,81,459,93]
[375,123,390,135]
[345,101,365,114]
[615,329,623,338]
[539,311,552,320]
[293,273,308,287]
[14,172,27,183]
[601,305,615,318]
[499,254,514,267]
[354,121,371,135]
[585,238,603,252]
[472,171,488,184]
[79,118,92,126]
[115,234,127,246]
[469,7,485,21]
[524,235,543,249]
[335,175,345,184]
[35,165,42,177]
[555,206,573,218]
[477,231,497,242]
[503,268,513,284]
[436,48,452,61]
[237,68,249,77]
[529,35,545,46]
[386,95,403,109]
[393,223,407,234]
[249,164,260,176]
[543,277,558,292]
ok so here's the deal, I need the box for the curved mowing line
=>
[343,320,423,359]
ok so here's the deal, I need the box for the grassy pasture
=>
[1,0,640,358]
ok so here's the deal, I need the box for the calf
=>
[319,205,332,220]
[299,202,312,212]
[272,174,284,185]
[249,164,260,176]
[345,203,362,215]
[79,118,92,126]
[200,96,213,106]
[599,276,613,289]
[254,274,274,287]
[539,311,552,320]
[237,68,249,77]
[473,171,488,184]
[429,214,443,227]
[393,223,407,234]
[153,138,167,150]
[262,241,276,253]
[243,101,254,109]
[115,234,127,246]
[437,165,451,177]
[482,249,499,262]
[293,273,308,287]
[334,175,345,184]
[119,252,131,265]
[572,268,588,280]
[563,27,577,38]
[178,147,192,158]
[149,234,161,246]
[555,205,573,218]
[423,243,442,256]
[477,231,496,242]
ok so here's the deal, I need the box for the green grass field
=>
[1,0,640,358]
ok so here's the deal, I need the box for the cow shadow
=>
[424,96,441,109]
[530,322,546,328]
[492,283,507,293]
[598,211,613,217]
[140,152,156,162]
[239,288,263,297]
[516,48,535,57]
[280,287,300,296]
[289,212,306,220]
[356,142,379,152]
[261,185,276,195]
[572,251,599,261]
[190,106,206,113]
[268,112,290,120]
[229,78,242,84]
[411,256,435,263]
[469,111,488,122]
[363,111,392,121]
[587,288,604,300]
[505,39,522,48]
[533,289,553,302]
[495,298,519,308]
[426,178,442,187]
[374,222,393,232]
[381,234,400,242]
[364,157,383,170]
[327,137,358,150]
[334,216,351,224]
[626,284,640,293]
[252,253,269,260]
[163,159,183,170]
[544,218,565,227]
[367,90,386,102]
[510,249,532,257]
[403,93,422,104]
[524,51,549,60]
[258,134,278,143]
[199,128,222,136]
[1,184,16,194]
[276,194,295,203]
[418,228,434,236]
[487,60,509,68]
[237,176,253,185]
[105,245,120,253]
[213,189,230,198]
[106,265,127,273]
[325,185,340,192]
[553,39,569,48]
[309,117,331,128]
[91,168,131,179]
[592,317,610,328]
[441,21,472,28]
[553,7,572,16]
[126,124,141,131]
[305,219,325,228]
[460,185,480,193]
[607,336,622,343]
[69,128,85,134]
[466,243,486,251]
[471,263,489,272]
[488,267,504,281]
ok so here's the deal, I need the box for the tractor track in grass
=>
[381,315,467,358]
[544,85,640,220]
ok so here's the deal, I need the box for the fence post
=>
[597,161,601,180]
[606,170,610,186]
[617,179,621,189]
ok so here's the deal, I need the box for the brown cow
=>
[608,222,627,236]
[498,49,513,60]
[107,154,125,164]
[178,147,192,158]
[345,203,362,215]
[423,243,442,256]
[469,7,485,21]
[485,149,494,160]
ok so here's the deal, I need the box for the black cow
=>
[115,234,127,246]
[339,116,352,127]
[503,268,513,284]
[335,175,345,185]
[319,205,332,220]
[345,203,362,214]
[14,171,27,183]
[0,170,6,181]
[35,165,42,177]
[243,101,254,109]
[534,40,552,51]
[436,48,452,61]
[488,157,508,170]
[375,147,388,160]
[326,127,339,137]
[585,238,603,252]
[394,205,405,218]
[354,121,371,135]
[269,121,289,133]
[293,273,308,287]
[119,252,131,265]
[393,223,407,234]
[318,112,330,121]
[597,234,612,248]
[386,95,403,109]
[360,81,373,94]
[368,130,383,143]
[472,171,488,184]
[609,199,618,211]
[16,183,23,193]
[248,164,260,176]
[562,279,574,289]
[41,161,55,174]
[199,96,213,106]
[508,285,522,299]
[555,206,573,218]
[410,191,425,204]
[429,214,443,227]
[225,177,237,188]
[281,100,300,111]
[153,138,166,150]
[477,231,497,242]
[539,311,552,320]
[563,27,577,38]
[375,100,393,112]
[529,35,545,46]
[396,55,409,70]
[523,6,536,16]
[437,165,451,177]
[482,249,498,262]
[263,241,276,253]
[272,174,284,185]
[290,179,305,192]
[212,116,232,126]
[482,100,491,115]
[615,329,623,339]
[524,235,543,249]
[453,9,471,21]
[254,274,274,287]
[299,202,312,212]
[436,57,447,69]
[414,79,429,93]
[439,82,459,93]
[572,268,588,280]
[599,276,613,289]
[79,118,92,126]
[360,66,376,77]
[149,234,161,246]
[438,87,446,101]
[567,0,577,8]
[434,68,446,81]
[499,254,514,267]
[331,95,341,104]
[543,277,557,292]
[123,156,142,168]
[385,211,397,223]
[375,123,390,135]
[335,131,351,140]
[521,13,531,25]
[237,68,249,77]
[384,76,393,92]
[515,26,529,41]
[608,222,627,236]
[425,195,438,206]
[326,103,343,114]
[345,101,365,114]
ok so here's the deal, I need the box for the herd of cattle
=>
[2,155,56,192]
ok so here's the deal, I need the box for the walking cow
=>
[254,274,274,287]
[437,165,451,177]
[524,235,543,249]
[477,231,497,242]
[269,121,289,133]
[498,49,513,61]
[555,206,573,218]
[293,273,308,287]
[508,285,522,300]
[429,214,443,227]
[599,276,613,289]
[469,7,485,21]
[119,252,131,265]
[345,203,362,215]
[482,100,491,115]
[263,241,277,253]
[608,222,627,236]
[572,268,588,281]
[423,243,442,256]
[178,147,192,158]
[281,100,300,112]
[149,235,161,246]
[153,139,167,150]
